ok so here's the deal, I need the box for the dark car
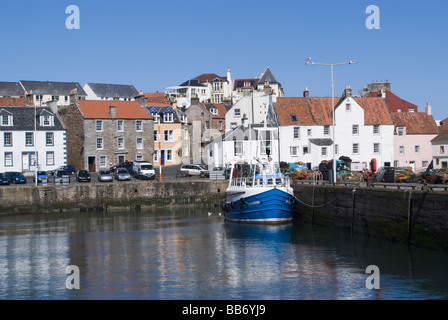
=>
[55,170,70,184]
[51,165,75,175]
[76,170,91,182]
[110,161,134,174]
[5,172,27,184]
[0,173,10,185]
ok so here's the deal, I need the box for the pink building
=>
[392,107,438,172]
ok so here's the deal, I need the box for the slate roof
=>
[391,112,438,135]
[78,100,152,119]
[431,130,448,143]
[0,97,32,107]
[20,80,87,96]
[146,106,181,123]
[178,79,207,87]
[258,67,278,84]
[0,82,26,97]
[86,83,138,99]
[200,103,231,119]
[0,107,65,131]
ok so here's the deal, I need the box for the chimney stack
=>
[135,91,148,108]
[425,102,432,116]
[303,87,309,98]
[343,85,352,98]
[69,88,79,106]
[109,105,116,119]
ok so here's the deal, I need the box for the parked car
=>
[98,169,113,182]
[76,170,91,182]
[55,170,70,184]
[132,161,155,180]
[0,173,10,185]
[34,171,49,183]
[5,172,27,184]
[179,164,209,178]
[110,161,134,174]
[51,165,75,175]
[115,168,131,181]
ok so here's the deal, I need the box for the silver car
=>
[98,169,113,182]
[115,168,131,181]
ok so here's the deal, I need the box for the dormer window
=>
[291,114,298,122]
[40,114,54,126]
[397,126,405,137]
[210,108,218,115]
[1,114,12,126]
[163,112,174,122]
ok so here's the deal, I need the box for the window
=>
[399,145,405,155]
[96,138,104,150]
[164,130,174,142]
[397,127,405,137]
[352,124,359,135]
[219,121,223,131]
[291,114,298,122]
[153,150,159,163]
[41,115,52,126]
[441,146,445,154]
[46,132,54,146]
[324,126,330,136]
[25,132,34,146]
[117,120,124,132]
[99,156,107,168]
[303,147,309,154]
[117,137,125,150]
[234,108,241,117]
[210,108,218,115]
[373,125,380,135]
[4,152,13,166]
[307,129,312,137]
[166,150,173,161]
[415,145,420,155]
[214,83,220,91]
[397,109,402,113]
[136,120,144,131]
[335,144,339,155]
[46,151,54,166]
[136,137,144,150]
[374,143,380,154]
[293,127,300,139]
[394,160,399,167]
[290,147,299,156]
[234,141,243,155]
[1,115,11,126]
[205,121,210,130]
[214,95,220,103]
[4,132,12,146]
[231,122,237,129]
[191,89,196,95]
[322,147,327,156]
[201,89,206,95]
[346,103,351,112]
[422,161,429,169]
[409,108,415,113]
[353,143,359,154]
[163,113,173,123]
[96,120,103,132]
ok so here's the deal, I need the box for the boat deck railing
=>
[230,176,291,188]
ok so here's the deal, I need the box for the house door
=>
[22,153,30,171]
[118,155,125,164]
[161,150,165,165]
[410,161,416,172]
[88,156,96,172]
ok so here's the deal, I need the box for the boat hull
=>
[223,187,294,224]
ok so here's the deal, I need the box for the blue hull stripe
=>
[225,188,294,223]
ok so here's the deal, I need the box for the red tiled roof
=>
[78,100,152,119]
[193,73,227,83]
[274,97,315,126]
[368,91,418,113]
[391,112,439,135]
[144,92,166,104]
[354,97,394,125]
[439,117,448,131]
[0,97,32,106]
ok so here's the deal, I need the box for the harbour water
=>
[0,206,448,300]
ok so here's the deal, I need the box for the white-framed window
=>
[394,160,399,167]
[307,129,312,137]
[399,145,405,155]
[374,143,380,154]
[117,120,124,132]
[117,137,125,150]
[154,130,159,142]
[214,95,220,103]
[440,146,445,154]
[40,115,53,126]
[234,141,243,155]
[373,125,380,135]
[1,115,12,126]
[201,89,206,95]
[25,132,34,146]
[163,113,173,123]
[99,155,107,168]
[323,126,330,136]
[290,146,299,157]
[415,145,420,155]
[397,127,405,137]
[321,147,327,156]
[46,151,54,166]
[136,137,144,150]
[46,132,54,146]
[4,132,12,147]
[234,108,241,117]
[136,120,143,131]
[205,121,210,130]
[210,108,218,115]
[409,108,415,113]
[303,147,309,154]
[231,122,237,129]
[346,103,351,112]
[353,143,359,154]
[352,124,359,135]
[166,149,173,161]
[293,127,300,139]
[96,138,104,150]
[214,82,220,91]
[153,150,159,163]
[397,108,402,113]
[219,121,223,131]
[164,130,174,142]
[96,120,103,132]
[4,152,13,167]
[422,161,429,169]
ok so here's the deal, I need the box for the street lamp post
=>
[305,58,358,184]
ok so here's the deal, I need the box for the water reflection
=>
[0,208,447,300]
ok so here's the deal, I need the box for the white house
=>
[0,106,67,173]
[431,131,448,169]
[19,80,87,107]
[274,86,395,170]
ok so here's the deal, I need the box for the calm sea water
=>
[0,206,447,300]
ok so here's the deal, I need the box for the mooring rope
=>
[291,187,345,208]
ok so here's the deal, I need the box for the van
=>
[133,161,155,180]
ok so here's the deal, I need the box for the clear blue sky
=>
[1,0,447,120]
